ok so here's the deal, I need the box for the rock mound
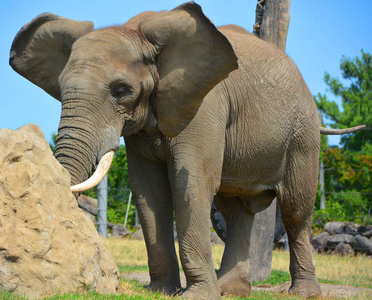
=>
[312,221,372,255]
[0,124,120,299]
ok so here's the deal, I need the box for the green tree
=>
[84,145,133,225]
[315,50,371,151]
[313,51,372,226]
[49,132,57,153]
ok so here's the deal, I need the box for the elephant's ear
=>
[140,2,238,137]
[10,13,94,101]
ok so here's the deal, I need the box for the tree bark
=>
[249,0,291,282]
[260,0,291,52]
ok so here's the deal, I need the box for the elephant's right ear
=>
[10,13,94,101]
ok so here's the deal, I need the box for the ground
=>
[122,272,372,298]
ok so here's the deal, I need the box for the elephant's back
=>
[218,25,287,66]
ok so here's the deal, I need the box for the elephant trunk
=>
[54,104,120,188]
[54,124,99,187]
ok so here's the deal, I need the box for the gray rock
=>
[337,224,358,236]
[324,221,345,235]
[326,234,353,249]
[107,222,115,229]
[132,228,144,240]
[358,225,372,234]
[362,229,372,238]
[311,231,330,252]
[211,231,224,245]
[84,211,97,224]
[334,242,354,256]
[78,194,98,215]
[112,225,131,238]
[349,235,372,255]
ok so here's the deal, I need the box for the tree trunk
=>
[260,0,291,52]
[249,0,291,282]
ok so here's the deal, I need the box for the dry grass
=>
[106,238,149,268]
[271,250,372,287]
[106,238,372,288]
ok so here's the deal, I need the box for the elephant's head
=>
[10,2,237,190]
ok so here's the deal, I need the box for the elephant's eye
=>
[111,83,131,98]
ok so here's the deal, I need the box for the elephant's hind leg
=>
[214,194,253,297]
[277,129,322,297]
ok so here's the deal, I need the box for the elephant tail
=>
[320,125,366,135]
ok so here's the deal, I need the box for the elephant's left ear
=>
[140,2,238,137]
[10,13,94,101]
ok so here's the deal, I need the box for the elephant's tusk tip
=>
[70,150,114,193]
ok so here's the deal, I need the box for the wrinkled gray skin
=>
[10,2,322,298]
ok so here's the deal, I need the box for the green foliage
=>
[315,50,371,151]
[314,146,371,227]
[49,132,57,153]
[314,51,372,225]
[106,145,133,225]
[77,145,133,225]
[90,144,134,225]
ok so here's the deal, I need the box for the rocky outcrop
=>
[311,231,330,251]
[349,235,372,255]
[0,124,120,299]
[312,222,372,255]
[78,194,98,222]
[112,224,131,238]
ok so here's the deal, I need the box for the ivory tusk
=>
[71,150,114,193]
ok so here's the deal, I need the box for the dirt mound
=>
[0,124,120,299]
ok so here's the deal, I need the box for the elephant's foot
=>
[148,280,181,296]
[181,282,222,300]
[288,278,322,297]
[217,264,251,297]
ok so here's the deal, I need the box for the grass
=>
[270,250,372,288]
[252,270,291,286]
[107,238,372,288]
[2,238,371,299]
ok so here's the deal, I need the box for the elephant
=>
[10,2,365,298]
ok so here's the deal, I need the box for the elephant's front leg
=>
[170,166,222,299]
[126,144,181,295]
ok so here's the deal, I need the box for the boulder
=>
[78,194,98,216]
[324,221,345,235]
[334,243,354,256]
[211,231,224,245]
[131,228,144,240]
[85,211,97,224]
[363,229,372,238]
[311,231,330,252]
[326,234,353,249]
[112,224,131,238]
[358,225,372,234]
[0,124,120,299]
[349,235,372,255]
[337,223,358,236]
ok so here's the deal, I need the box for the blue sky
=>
[1,0,371,146]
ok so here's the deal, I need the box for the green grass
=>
[252,270,291,286]
[0,279,172,300]
[119,265,150,273]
